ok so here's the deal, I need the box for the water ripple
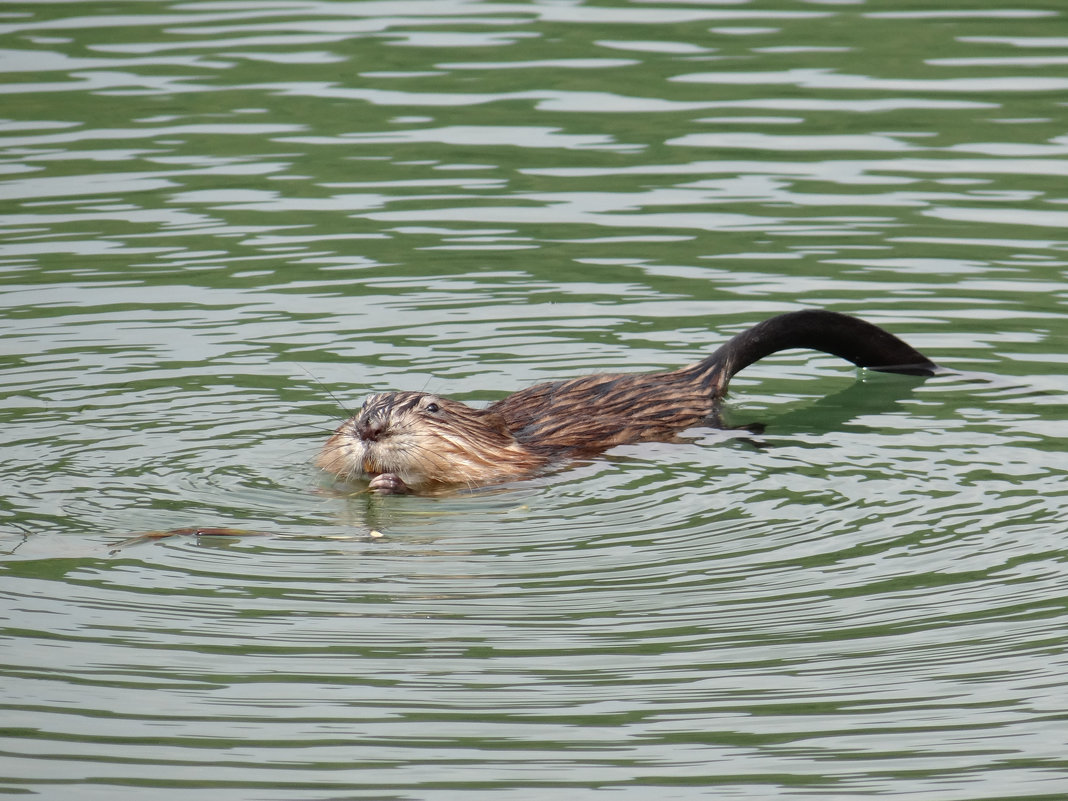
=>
[1,1,1066,798]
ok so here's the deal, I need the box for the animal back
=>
[487,370,718,454]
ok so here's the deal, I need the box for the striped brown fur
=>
[317,310,936,492]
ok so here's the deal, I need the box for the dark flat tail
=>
[685,310,938,396]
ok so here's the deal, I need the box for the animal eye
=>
[425,402,440,413]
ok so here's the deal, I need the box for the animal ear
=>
[479,411,514,438]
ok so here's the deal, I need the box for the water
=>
[2,1,1067,798]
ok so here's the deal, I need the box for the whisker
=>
[280,422,340,437]
[294,363,357,419]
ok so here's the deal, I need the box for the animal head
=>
[316,391,539,489]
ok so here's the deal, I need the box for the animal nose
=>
[356,416,386,442]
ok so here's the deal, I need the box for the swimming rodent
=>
[317,310,937,493]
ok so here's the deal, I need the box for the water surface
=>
[1,1,1066,799]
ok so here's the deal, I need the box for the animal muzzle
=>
[356,416,388,442]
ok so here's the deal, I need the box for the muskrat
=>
[317,310,937,493]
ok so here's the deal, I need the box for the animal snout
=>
[356,416,388,442]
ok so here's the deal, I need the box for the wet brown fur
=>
[317,310,936,491]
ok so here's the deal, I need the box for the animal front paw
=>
[368,473,409,494]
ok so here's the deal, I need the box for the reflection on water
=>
[1,1,1067,798]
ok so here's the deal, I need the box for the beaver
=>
[317,309,937,493]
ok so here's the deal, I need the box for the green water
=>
[1,1,1066,799]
